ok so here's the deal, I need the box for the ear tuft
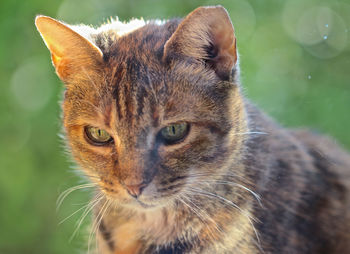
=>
[35,15,103,81]
[164,6,237,81]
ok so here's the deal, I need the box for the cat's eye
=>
[84,126,113,145]
[159,122,190,145]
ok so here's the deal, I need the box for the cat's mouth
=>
[100,186,164,209]
[135,199,156,209]
[100,179,183,209]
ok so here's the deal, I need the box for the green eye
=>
[159,122,190,145]
[85,126,113,145]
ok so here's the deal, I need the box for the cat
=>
[35,5,350,254]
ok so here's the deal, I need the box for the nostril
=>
[125,183,147,198]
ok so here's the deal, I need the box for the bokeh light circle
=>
[10,56,55,112]
[283,0,348,59]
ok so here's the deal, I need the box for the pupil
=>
[98,129,101,136]
[171,126,176,135]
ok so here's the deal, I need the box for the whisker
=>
[57,183,97,211]
[248,216,263,253]
[177,195,217,241]
[181,194,223,236]
[184,173,262,205]
[88,198,109,254]
[187,187,263,252]
[194,180,262,207]
[59,203,90,225]
[69,193,104,242]
[188,187,256,222]
[94,199,112,253]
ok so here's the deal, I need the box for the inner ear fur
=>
[164,6,237,81]
[35,15,103,82]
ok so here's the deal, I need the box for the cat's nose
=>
[124,183,147,198]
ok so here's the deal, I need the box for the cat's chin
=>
[118,195,175,211]
[127,199,159,210]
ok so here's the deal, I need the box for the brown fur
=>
[36,5,350,254]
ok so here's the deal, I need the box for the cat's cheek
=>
[101,186,128,201]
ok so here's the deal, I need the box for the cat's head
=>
[36,6,248,210]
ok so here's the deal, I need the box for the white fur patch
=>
[97,18,146,37]
[69,17,165,53]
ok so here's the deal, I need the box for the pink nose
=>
[124,183,147,198]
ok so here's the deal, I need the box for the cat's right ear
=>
[163,6,237,81]
[35,16,103,82]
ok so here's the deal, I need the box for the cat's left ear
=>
[35,16,103,82]
[163,6,237,81]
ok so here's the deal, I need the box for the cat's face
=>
[36,6,247,209]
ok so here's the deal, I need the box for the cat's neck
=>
[96,192,258,253]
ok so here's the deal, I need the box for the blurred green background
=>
[0,0,349,253]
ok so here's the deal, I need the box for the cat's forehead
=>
[93,21,213,107]
[93,19,180,64]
